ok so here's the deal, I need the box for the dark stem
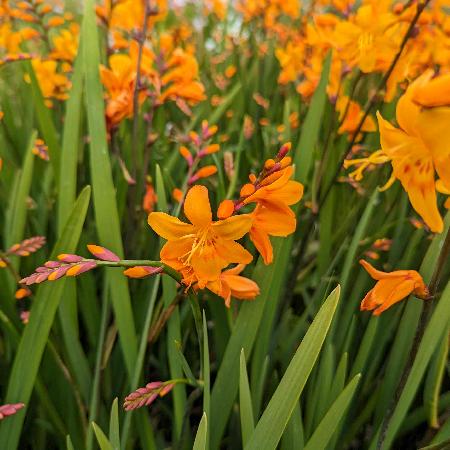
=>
[376,226,450,450]
[147,293,184,344]
[131,0,151,179]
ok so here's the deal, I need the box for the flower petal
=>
[212,214,253,240]
[184,185,212,227]
[225,275,260,300]
[148,212,195,240]
[250,228,273,265]
[214,239,253,265]
[373,279,416,315]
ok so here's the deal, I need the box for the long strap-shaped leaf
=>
[304,374,361,450]
[81,0,138,375]
[0,186,91,450]
[244,286,340,450]
[193,413,208,450]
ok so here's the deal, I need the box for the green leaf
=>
[81,0,138,377]
[58,49,84,229]
[423,328,448,428]
[420,437,450,450]
[66,436,75,450]
[92,422,113,450]
[295,52,331,184]
[240,349,255,447]
[244,285,340,450]
[304,374,361,450]
[5,131,36,250]
[0,186,91,450]
[203,310,211,449]
[193,413,208,450]
[210,240,283,449]
[24,61,61,182]
[155,164,186,438]
[109,399,120,450]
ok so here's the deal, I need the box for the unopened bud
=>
[217,200,235,219]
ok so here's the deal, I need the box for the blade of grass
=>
[81,0,138,378]
[423,328,448,428]
[92,422,113,450]
[109,399,120,450]
[295,52,331,184]
[240,349,255,447]
[244,286,340,450]
[193,413,208,450]
[304,374,361,450]
[0,186,91,450]
[209,239,283,449]
[24,61,61,182]
[5,130,36,250]
[203,310,211,450]
[155,164,186,439]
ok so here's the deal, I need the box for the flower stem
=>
[94,259,182,282]
[376,226,450,450]
[131,0,151,179]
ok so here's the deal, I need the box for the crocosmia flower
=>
[359,259,429,316]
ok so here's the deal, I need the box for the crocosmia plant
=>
[0,0,449,449]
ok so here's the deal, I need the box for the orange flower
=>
[148,185,253,288]
[359,259,429,316]
[100,53,146,128]
[336,96,377,138]
[377,70,450,233]
[205,264,260,307]
[244,165,303,264]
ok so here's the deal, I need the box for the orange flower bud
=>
[189,131,200,145]
[179,146,193,165]
[189,165,217,184]
[15,287,31,299]
[393,3,404,13]
[264,159,276,170]
[124,266,163,278]
[199,144,220,156]
[260,171,284,186]
[249,174,257,183]
[172,188,184,203]
[46,16,65,27]
[225,65,236,78]
[280,156,292,168]
[240,183,256,197]
[217,199,235,219]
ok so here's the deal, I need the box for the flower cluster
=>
[179,120,220,187]
[0,236,46,305]
[123,381,175,411]
[0,403,25,421]
[20,245,122,285]
[147,143,303,306]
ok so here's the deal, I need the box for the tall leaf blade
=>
[81,0,138,376]
[244,286,340,450]
[0,186,91,450]
[304,374,361,450]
